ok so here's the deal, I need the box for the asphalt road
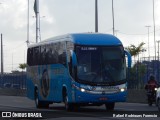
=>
[0,95,159,120]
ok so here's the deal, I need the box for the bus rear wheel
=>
[105,103,115,111]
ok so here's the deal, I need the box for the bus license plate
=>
[99,97,107,101]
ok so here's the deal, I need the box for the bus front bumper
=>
[75,90,127,103]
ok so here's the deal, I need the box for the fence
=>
[127,56,160,89]
[0,73,27,89]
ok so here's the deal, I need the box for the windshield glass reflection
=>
[76,46,126,84]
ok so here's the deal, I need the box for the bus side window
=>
[58,42,66,66]
[27,48,33,66]
[59,52,66,65]
[45,44,49,64]
[66,42,72,75]
[41,45,46,65]
[33,47,40,66]
[47,44,53,64]
[53,43,59,64]
[69,56,72,75]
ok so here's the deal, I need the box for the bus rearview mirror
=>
[125,50,132,68]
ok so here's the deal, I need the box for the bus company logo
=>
[91,86,96,91]
[41,69,50,98]
[2,112,11,117]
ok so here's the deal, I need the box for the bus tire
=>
[105,103,115,111]
[35,89,42,108]
[157,99,160,111]
[64,93,73,111]
[73,104,80,112]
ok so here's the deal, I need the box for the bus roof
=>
[28,33,122,48]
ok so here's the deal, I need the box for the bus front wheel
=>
[64,93,73,111]
[35,89,49,108]
[105,103,115,111]
[35,89,42,108]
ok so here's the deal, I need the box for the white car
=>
[156,87,160,111]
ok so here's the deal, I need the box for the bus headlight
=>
[155,88,158,91]
[120,88,125,92]
[80,88,85,92]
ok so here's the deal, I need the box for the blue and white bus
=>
[27,33,131,111]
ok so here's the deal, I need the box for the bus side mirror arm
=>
[125,50,132,68]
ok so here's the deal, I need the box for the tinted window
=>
[41,45,46,65]
[33,47,40,65]
[27,48,33,66]
[27,42,67,66]
[58,42,66,65]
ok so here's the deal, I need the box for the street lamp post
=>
[27,0,29,45]
[157,40,160,83]
[95,0,98,32]
[157,40,160,62]
[153,0,156,60]
[112,0,115,35]
[1,34,4,75]
[145,26,151,61]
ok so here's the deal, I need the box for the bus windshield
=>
[76,45,126,85]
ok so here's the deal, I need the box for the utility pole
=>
[153,0,156,60]
[157,40,160,83]
[12,53,13,71]
[95,0,98,32]
[1,34,4,74]
[36,0,39,43]
[145,26,151,61]
[26,0,29,45]
[157,40,160,61]
[112,0,115,35]
[34,0,40,43]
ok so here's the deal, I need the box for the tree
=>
[19,63,27,88]
[125,42,145,62]
[125,42,146,89]
[19,63,27,72]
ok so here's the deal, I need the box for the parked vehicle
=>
[3,83,11,88]
[11,84,21,89]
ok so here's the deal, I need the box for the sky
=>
[0,0,160,72]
